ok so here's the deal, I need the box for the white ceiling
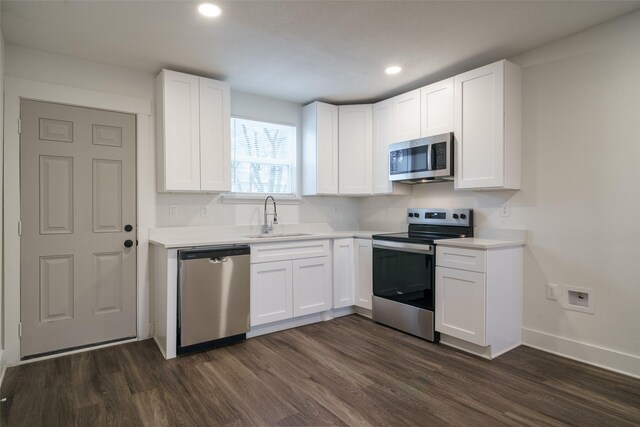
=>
[2,1,639,104]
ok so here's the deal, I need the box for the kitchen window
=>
[230,117,297,195]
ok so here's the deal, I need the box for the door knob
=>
[124,240,134,248]
[125,224,133,232]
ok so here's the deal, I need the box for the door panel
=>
[39,155,74,234]
[39,255,74,322]
[20,100,137,358]
[92,159,123,232]
[93,252,123,315]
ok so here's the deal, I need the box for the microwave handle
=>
[426,144,433,171]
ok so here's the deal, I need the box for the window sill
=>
[221,193,302,204]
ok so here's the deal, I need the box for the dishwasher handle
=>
[209,257,229,263]
[178,245,250,260]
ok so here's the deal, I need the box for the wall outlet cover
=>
[500,202,511,217]
[546,283,559,301]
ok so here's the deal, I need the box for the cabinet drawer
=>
[436,246,486,273]
[250,240,330,264]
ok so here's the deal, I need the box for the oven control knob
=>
[408,213,413,218]
[453,214,459,219]
[460,213,467,219]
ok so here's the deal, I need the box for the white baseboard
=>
[353,306,372,318]
[247,313,325,338]
[332,306,356,318]
[522,328,640,379]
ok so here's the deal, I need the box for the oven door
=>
[372,240,435,310]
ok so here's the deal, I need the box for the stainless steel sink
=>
[245,233,311,239]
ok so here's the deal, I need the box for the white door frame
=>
[3,77,154,365]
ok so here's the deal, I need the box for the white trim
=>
[3,77,154,365]
[0,350,6,389]
[246,312,325,338]
[221,192,301,204]
[522,327,640,379]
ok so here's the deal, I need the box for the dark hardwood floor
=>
[2,315,639,426]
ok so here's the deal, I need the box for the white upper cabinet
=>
[454,60,521,190]
[391,88,421,143]
[372,99,409,195]
[338,105,373,195]
[199,77,231,192]
[156,69,231,193]
[420,78,454,137]
[302,102,339,196]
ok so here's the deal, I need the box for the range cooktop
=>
[372,208,474,245]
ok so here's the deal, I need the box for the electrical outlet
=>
[546,283,559,301]
[169,205,178,217]
[500,202,510,217]
[200,206,209,217]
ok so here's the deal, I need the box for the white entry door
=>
[20,100,137,358]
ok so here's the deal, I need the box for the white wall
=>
[361,10,640,375]
[1,45,358,361]
[155,90,359,229]
[4,45,360,231]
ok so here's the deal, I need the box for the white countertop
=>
[149,230,379,249]
[435,237,525,249]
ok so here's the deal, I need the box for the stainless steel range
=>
[372,208,474,342]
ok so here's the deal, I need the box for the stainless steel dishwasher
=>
[177,245,250,355]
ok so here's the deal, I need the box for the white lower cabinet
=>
[435,267,486,346]
[332,238,355,308]
[354,238,373,310]
[250,240,332,327]
[293,257,332,316]
[435,244,523,358]
[251,261,293,326]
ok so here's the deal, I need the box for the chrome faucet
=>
[263,196,278,234]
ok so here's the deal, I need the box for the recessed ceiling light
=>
[385,66,402,75]
[198,3,222,18]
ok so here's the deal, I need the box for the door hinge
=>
[18,323,22,338]
[18,118,22,134]
[18,221,22,236]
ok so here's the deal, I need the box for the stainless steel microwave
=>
[389,132,454,183]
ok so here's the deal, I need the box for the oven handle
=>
[372,240,434,255]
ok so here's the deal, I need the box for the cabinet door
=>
[435,266,486,346]
[420,78,454,137]
[292,257,332,317]
[316,102,339,194]
[250,261,293,326]
[392,89,421,143]
[338,105,372,195]
[161,70,201,191]
[199,77,231,192]
[372,99,394,195]
[354,239,373,310]
[332,239,354,308]
[454,61,505,189]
